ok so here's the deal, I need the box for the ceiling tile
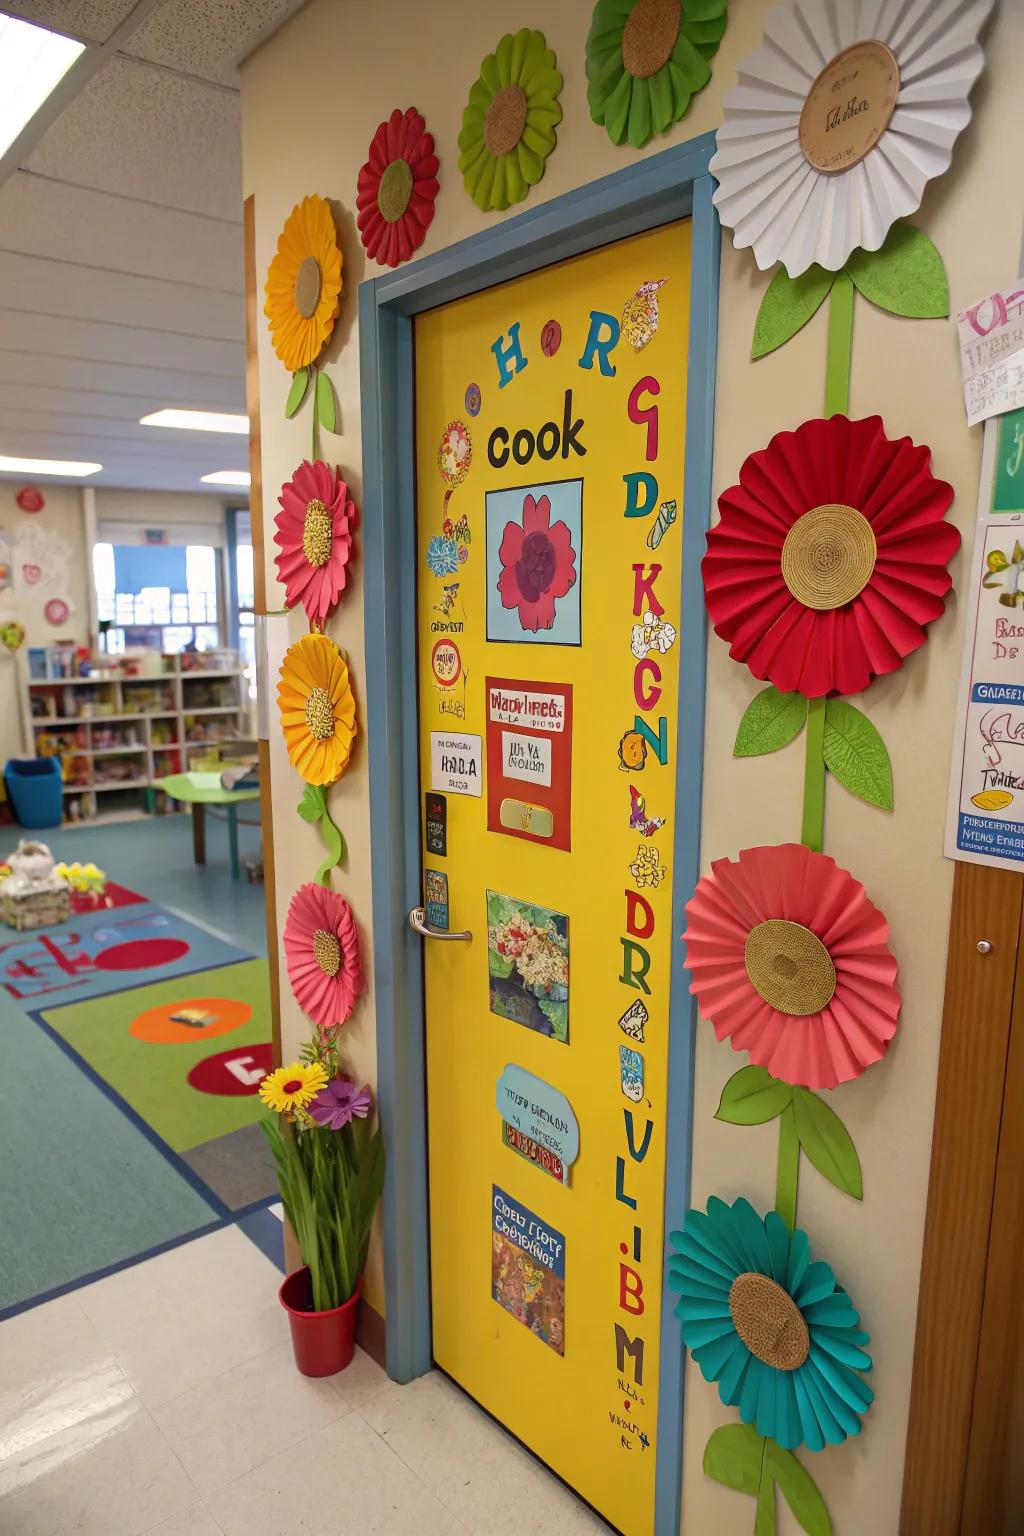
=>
[124,0,301,88]
[0,252,243,341]
[0,307,243,374]
[26,55,241,219]
[0,381,220,420]
[1,1,137,43]
[0,348,245,407]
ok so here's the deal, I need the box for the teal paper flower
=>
[586,0,727,148]
[668,1196,873,1451]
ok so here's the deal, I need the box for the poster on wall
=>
[491,1185,565,1355]
[945,412,1024,869]
[485,677,572,849]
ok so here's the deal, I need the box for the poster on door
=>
[485,677,572,849]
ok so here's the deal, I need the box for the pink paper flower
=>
[497,493,576,632]
[274,460,356,627]
[283,882,365,1036]
[683,843,900,1090]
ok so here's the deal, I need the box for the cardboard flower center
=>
[485,84,528,156]
[729,1271,810,1371]
[621,0,681,80]
[744,918,836,1016]
[305,686,336,740]
[294,256,322,318]
[313,927,341,976]
[799,41,900,175]
[781,503,877,611]
[378,157,414,222]
[302,499,333,567]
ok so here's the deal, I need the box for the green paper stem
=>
[756,1446,776,1536]
[801,696,826,853]
[315,803,347,887]
[824,271,854,418]
[775,1104,800,1234]
[311,361,320,462]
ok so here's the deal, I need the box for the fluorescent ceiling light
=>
[140,409,249,434]
[201,470,251,487]
[0,454,100,477]
[0,13,85,159]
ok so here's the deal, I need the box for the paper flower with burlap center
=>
[710,0,993,275]
[264,194,342,372]
[703,414,958,699]
[277,633,357,788]
[668,1195,873,1451]
[683,842,899,1090]
[274,460,356,628]
[459,29,562,213]
[284,881,365,1036]
[357,107,439,269]
[586,0,727,148]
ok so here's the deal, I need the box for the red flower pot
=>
[279,1267,362,1377]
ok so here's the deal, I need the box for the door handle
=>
[408,905,472,941]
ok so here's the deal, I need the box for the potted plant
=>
[260,1037,384,1377]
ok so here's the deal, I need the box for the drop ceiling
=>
[0,0,307,492]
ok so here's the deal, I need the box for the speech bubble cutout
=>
[496,1063,579,1181]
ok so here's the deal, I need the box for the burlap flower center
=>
[378,157,414,222]
[313,927,341,977]
[621,0,682,80]
[781,502,877,611]
[305,686,335,740]
[729,1271,810,1371]
[744,918,837,1016]
[302,500,333,567]
[294,256,322,318]
[485,84,528,156]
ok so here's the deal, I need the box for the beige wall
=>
[240,2,1017,1529]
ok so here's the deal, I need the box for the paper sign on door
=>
[431,731,482,796]
[486,678,572,849]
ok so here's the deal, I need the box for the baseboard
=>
[358,1298,386,1369]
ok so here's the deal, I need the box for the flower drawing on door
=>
[486,479,582,644]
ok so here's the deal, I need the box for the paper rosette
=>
[458,29,562,213]
[284,881,365,1034]
[683,842,900,1090]
[356,107,439,269]
[703,414,958,699]
[264,194,342,372]
[277,632,357,787]
[274,459,356,627]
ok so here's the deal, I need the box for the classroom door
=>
[414,221,691,1536]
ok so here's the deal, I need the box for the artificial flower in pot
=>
[260,1039,384,1377]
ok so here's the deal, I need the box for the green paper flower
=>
[586,0,727,148]
[459,29,563,213]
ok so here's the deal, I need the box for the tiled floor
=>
[0,1225,609,1535]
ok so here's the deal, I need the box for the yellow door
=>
[415,221,691,1536]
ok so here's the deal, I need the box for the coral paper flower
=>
[668,1196,873,1451]
[264,194,342,372]
[459,29,563,213]
[277,633,357,787]
[274,460,356,627]
[308,1076,373,1131]
[586,0,727,148]
[259,1059,329,1116]
[684,842,899,1090]
[497,493,577,632]
[284,882,366,1034]
[357,108,439,269]
[703,414,958,699]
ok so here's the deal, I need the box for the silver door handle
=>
[408,905,472,941]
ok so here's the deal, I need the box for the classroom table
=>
[155,772,259,880]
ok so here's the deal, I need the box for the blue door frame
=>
[359,131,720,1536]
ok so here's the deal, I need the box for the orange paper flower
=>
[264,195,342,372]
[277,632,356,787]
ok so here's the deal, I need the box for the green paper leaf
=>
[765,1441,833,1536]
[703,1423,764,1499]
[823,698,893,811]
[735,686,807,758]
[315,369,337,434]
[793,1087,863,1200]
[297,783,326,824]
[285,368,309,418]
[716,1066,792,1126]
[753,265,835,359]
[315,806,347,887]
[846,223,949,319]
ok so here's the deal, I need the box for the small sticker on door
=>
[431,731,482,796]
[424,869,449,931]
[425,792,447,856]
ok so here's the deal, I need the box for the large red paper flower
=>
[283,882,365,1038]
[703,415,958,698]
[274,459,356,627]
[497,493,577,632]
[683,843,900,1091]
[357,107,439,269]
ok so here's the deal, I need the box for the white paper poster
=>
[430,731,482,796]
[957,283,1024,427]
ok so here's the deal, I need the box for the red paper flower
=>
[283,881,365,1039]
[683,843,900,1091]
[497,493,577,632]
[703,415,958,698]
[274,460,356,627]
[357,107,439,269]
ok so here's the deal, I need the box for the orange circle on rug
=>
[130,996,252,1045]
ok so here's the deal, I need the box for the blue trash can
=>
[5,757,63,829]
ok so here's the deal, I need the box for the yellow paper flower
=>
[277,632,357,787]
[259,1059,328,1115]
[264,195,342,372]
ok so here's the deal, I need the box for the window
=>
[93,542,221,654]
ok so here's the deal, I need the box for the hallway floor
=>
[0,1225,608,1535]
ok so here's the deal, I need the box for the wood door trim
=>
[900,859,1023,1533]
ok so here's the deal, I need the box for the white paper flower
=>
[710,0,994,276]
